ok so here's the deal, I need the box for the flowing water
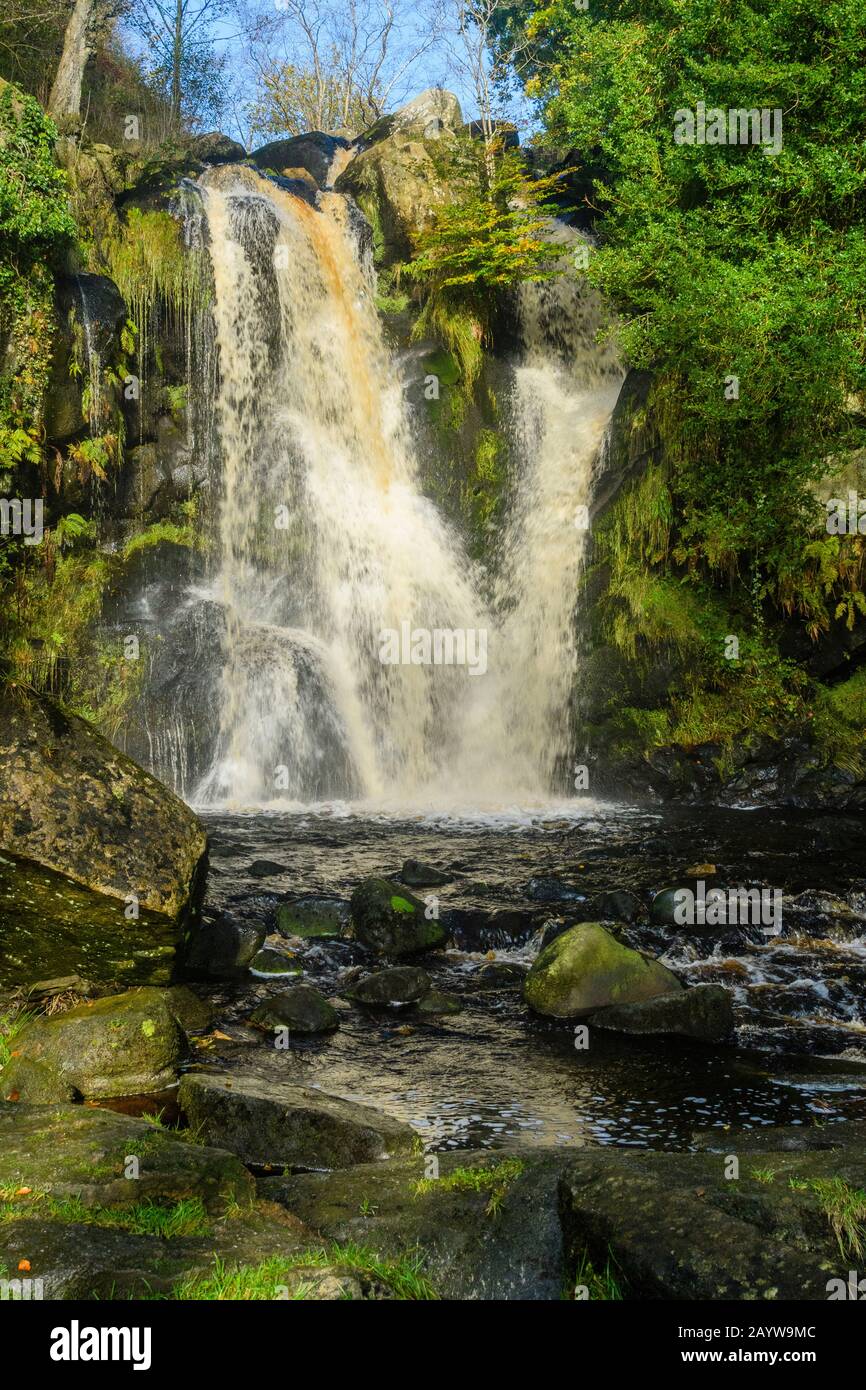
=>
[110,164,866,1151]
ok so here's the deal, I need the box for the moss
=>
[412,1156,525,1216]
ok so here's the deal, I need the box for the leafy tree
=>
[498,0,866,634]
[403,138,566,382]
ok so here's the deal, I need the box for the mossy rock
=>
[249,948,302,979]
[276,898,348,939]
[0,686,206,920]
[1,988,187,1101]
[524,923,681,1020]
[249,986,339,1034]
[347,966,431,1008]
[349,877,449,958]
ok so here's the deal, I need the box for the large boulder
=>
[190,131,246,165]
[262,1147,567,1301]
[0,686,207,918]
[524,922,681,1019]
[350,877,449,958]
[336,114,456,262]
[178,1071,416,1170]
[591,983,735,1042]
[250,132,352,187]
[1,988,186,1101]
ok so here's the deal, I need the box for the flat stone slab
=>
[178,1071,417,1170]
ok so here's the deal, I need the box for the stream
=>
[189,799,866,1154]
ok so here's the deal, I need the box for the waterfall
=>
[158,168,620,811]
[194,166,498,807]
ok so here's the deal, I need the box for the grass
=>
[790,1176,866,1259]
[750,1167,778,1185]
[412,1156,525,1216]
[573,1250,624,1301]
[0,1009,34,1070]
[0,1189,210,1239]
[151,1243,438,1300]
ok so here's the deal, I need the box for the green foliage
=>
[510,0,866,637]
[104,206,209,334]
[0,81,75,436]
[573,1249,623,1300]
[403,139,565,386]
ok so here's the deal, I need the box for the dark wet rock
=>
[249,986,339,1034]
[591,889,641,923]
[399,858,452,888]
[249,947,302,979]
[182,913,266,979]
[276,898,348,939]
[165,984,214,1035]
[559,1142,866,1299]
[350,877,449,958]
[1,988,187,1102]
[0,685,206,921]
[524,923,681,1020]
[262,1148,567,1300]
[246,859,289,878]
[190,131,246,164]
[591,983,734,1043]
[416,989,462,1017]
[347,966,431,1008]
[178,1072,415,1169]
[250,132,350,186]
[474,962,528,991]
[785,889,866,940]
[487,908,538,939]
[526,876,586,903]
[0,1102,253,1211]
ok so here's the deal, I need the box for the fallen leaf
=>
[18,1260,30,1272]
[685,863,716,877]
[15,1187,31,1196]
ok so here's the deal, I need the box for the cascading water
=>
[195,166,500,807]
[146,167,622,811]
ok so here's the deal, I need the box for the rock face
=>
[350,877,449,957]
[178,1072,416,1169]
[524,923,681,1019]
[1,988,187,1101]
[0,686,207,918]
[336,92,462,262]
[250,132,351,186]
[591,983,734,1042]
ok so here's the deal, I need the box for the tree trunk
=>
[48,0,97,120]
[171,0,183,125]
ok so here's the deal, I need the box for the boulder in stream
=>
[347,966,431,1008]
[524,922,681,1019]
[350,876,449,958]
[249,985,339,1034]
[276,897,348,939]
[591,983,734,1042]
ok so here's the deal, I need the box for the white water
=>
[192,167,621,812]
